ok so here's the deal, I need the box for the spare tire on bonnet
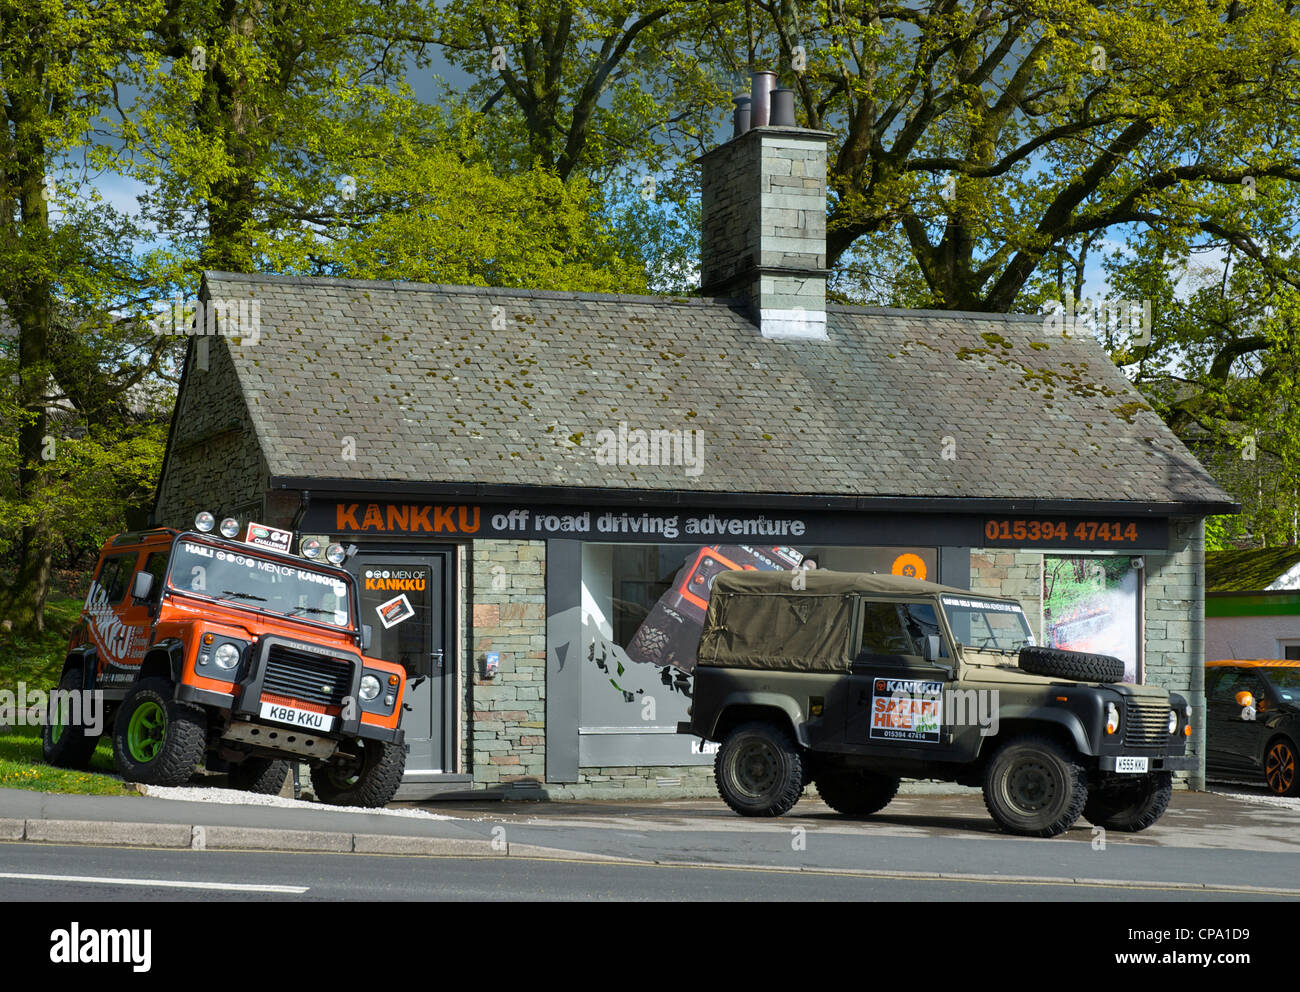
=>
[1018,645,1125,683]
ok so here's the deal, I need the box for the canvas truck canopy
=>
[696,569,971,673]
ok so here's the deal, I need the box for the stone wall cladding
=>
[1141,517,1206,789]
[154,336,266,528]
[969,549,1045,641]
[699,135,761,292]
[549,763,718,800]
[467,540,547,786]
[699,127,829,318]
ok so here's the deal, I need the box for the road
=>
[0,842,1289,901]
[2,785,1297,901]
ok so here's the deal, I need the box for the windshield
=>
[167,539,353,629]
[940,595,1035,653]
[1262,667,1300,699]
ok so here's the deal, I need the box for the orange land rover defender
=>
[43,513,408,807]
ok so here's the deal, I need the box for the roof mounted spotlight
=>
[194,511,215,533]
[325,543,347,565]
[219,517,241,539]
[300,537,323,560]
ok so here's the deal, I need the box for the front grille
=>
[263,645,352,708]
[1124,697,1169,748]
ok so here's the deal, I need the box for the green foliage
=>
[722,1,1300,313]
[257,103,649,292]
[1104,221,1300,546]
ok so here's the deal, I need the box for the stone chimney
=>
[698,73,833,339]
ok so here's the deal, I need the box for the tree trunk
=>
[2,64,55,634]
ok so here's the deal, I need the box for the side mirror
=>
[361,624,372,652]
[922,634,942,664]
[132,571,155,601]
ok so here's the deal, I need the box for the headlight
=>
[1169,709,1178,734]
[219,517,240,538]
[1105,702,1120,735]
[214,643,241,670]
[194,511,215,532]
[300,538,322,559]
[359,675,381,701]
[325,543,346,565]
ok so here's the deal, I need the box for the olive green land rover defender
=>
[679,570,1194,837]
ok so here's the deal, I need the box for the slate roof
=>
[1206,548,1300,592]
[195,271,1233,509]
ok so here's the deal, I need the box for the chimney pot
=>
[732,93,752,137]
[769,88,796,127]
[750,71,776,127]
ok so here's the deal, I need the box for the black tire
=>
[41,669,100,769]
[310,741,405,807]
[814,769,900,816]
[229,757,291,795]
[628,624,669,665]
[1018,645,1125,683]
[112,677,208,787]
[983,735,1088,837]
[714,721,805,817]
[1084,772,1172,831]
[1264,737,1300,797]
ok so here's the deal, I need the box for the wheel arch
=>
[140,639,185,683]
[61,647,97,688]
[710,695,805,745]
[978,714,1090,764]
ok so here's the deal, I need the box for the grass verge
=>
[0,726,136,796]
[0,580,136,796]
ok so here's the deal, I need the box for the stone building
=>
[153,104,1233,798]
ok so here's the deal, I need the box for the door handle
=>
[431,649,444,670]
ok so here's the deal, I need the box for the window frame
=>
[93,553,138,607]
[853,596,952,666]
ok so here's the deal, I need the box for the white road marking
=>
[0,872,308,894]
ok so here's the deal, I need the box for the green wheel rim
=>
[50,701,65,744]
[127,700,166,763]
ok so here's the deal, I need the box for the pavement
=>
[1,780,1298,896]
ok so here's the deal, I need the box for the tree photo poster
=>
[1042,556,1143,683]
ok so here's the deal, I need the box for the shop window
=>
[578,543,940,735]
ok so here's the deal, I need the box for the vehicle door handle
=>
[431,649,444,670]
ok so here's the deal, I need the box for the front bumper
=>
[178,682,405,747]
[1098,754,1196,772]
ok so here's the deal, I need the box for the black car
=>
[1205,661,1300,796]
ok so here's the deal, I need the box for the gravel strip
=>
[143,785,452,819]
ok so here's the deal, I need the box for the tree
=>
[0,0,173,632]
[717,0,1300,313]
[263,105,652,291]
[427,0,728,182]
[1105,224,1300,548]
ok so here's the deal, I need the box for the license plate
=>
[259,701,335,732]
[1115,756,1149,774]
